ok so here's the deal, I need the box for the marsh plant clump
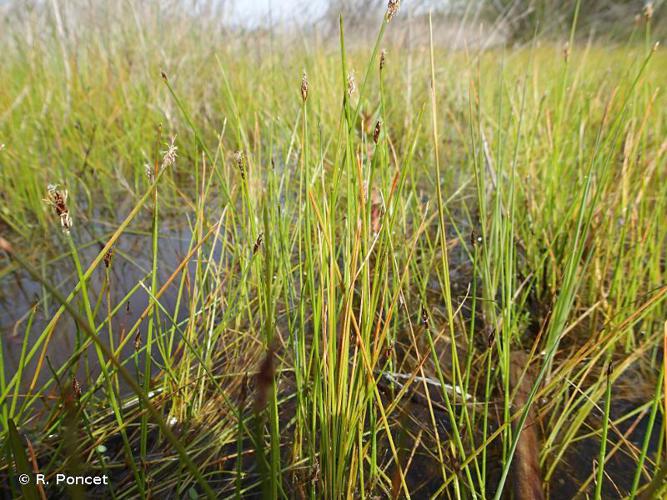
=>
[0,1,666,499]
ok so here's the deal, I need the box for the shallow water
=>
[0,220,205,396]
[0,214,661,498]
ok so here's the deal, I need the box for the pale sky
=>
[225,0,329,27]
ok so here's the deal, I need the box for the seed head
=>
[386,0,400,22]
[44,184,72,233]
[420,305,429,328]
[161,136,178,170]
[72,377,82,399]
[253,232,264,254]
[234,150,246,179]
[104,247,114,268]
[301,71,309,102]
[373,120,382,144]
[380,49,386,71]
[643,2,654,20]
[606,362,614,377]
[347,72,356,97]
[470,229,483,248]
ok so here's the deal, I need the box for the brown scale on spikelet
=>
[44,184,72,233]
[373,120,382,144]
[72,377,82,400]
[470,229,482,248]
[386,0,400,22]
[420,304,429,328]
[104,247,114,268]
[253,232,263,255]
[234,150,246,180]
[300,71,309,102]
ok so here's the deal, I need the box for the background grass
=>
[0,1,666,498]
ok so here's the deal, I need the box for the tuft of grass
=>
[0,1,665,498]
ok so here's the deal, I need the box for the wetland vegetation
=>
[0,0,665,498]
